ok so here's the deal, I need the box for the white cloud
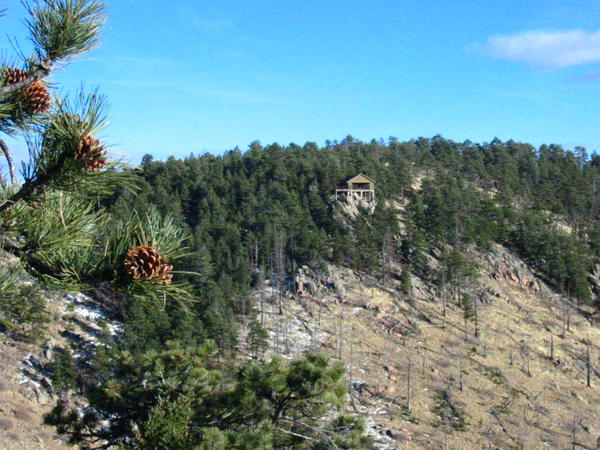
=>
[480,29,600,68]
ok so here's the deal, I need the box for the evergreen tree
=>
[51,348,78,396]
[46,342,372,449]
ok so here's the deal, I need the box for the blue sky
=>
[2,0,600,165]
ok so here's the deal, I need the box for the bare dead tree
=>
[441,271,447,319]
[382,333,389,369]
[406,354,413,412]
[516,417,531,450]
[521,343,532,377]
[273,228,286,315]
[473,295,480,338]
[459,352,464,391]
[380,226,393,286]
[348,324,355,392]
[587,344,592,388]
[316,271,323,326]
[337,304,344,360]
[570,415,579,450]
[283,315,291,354]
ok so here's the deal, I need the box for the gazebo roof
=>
[343,173,375,185]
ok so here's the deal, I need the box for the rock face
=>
[589,264,600,297]
[294,266,319,297]
[483,244,543,293]
[294,264,364,299]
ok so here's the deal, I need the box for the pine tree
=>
[46,343,372,449]
[0,1,193,334]
[51,348,78,396]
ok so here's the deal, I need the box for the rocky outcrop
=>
[589,265,600,297]
[483,244,544,293]
[0,290,122,449]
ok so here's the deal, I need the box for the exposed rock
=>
[386,429,411,441]
[295,266,319,297]
[0,418,14,431]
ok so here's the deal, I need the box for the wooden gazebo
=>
[334,173,375,201]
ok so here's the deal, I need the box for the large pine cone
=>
[75,135,107,171]
[124,245,173,284]
[2,67,28,85]
[24,81,51,114]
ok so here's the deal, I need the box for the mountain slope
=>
[250,243,600,449]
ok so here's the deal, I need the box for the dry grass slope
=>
[251,244,600,449]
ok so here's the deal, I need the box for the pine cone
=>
[2,67,28,85]
[124,245,173,284]
[124,245,162,280]
[156,263,173,285]
[24,81,51,114]
[75,135,107,171]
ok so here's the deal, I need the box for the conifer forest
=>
[1,1,600,449]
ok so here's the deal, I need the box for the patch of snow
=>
[63,292,122,337]
[17,375,41,388]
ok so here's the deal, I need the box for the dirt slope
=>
[250,243,600,449]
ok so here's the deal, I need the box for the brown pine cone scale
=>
[124,245,173,284]
[75,135,107,171]
[3,67,28,85]
[24,81,51,114]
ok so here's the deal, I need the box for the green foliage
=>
[400,266,412,296]
[3,6,371,450]
[46,343,371,449]
[510,210,593,301]
[440,251,478,285]
[247,319,269,360]
[0,1,180,301]
[1,0,106,135]
[461,293,474,320]
[25,0,106,61]
[135,396,195,450]
[10,190,105,284]
[432,391,468,432]
[0,258,48,336]
[51,348,78,395]
[106,135,600,318]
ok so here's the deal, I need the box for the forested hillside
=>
[3,1,600,448]
[107,136,600,348]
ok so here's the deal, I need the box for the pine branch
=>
[25,0,106,61]
[0,138,17,184]
[0,59,52,95]
[0,0,106,95]
[0,234,55,276]
[0,149,68,213]
[272,426,317,442]
[279,417,341,449]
